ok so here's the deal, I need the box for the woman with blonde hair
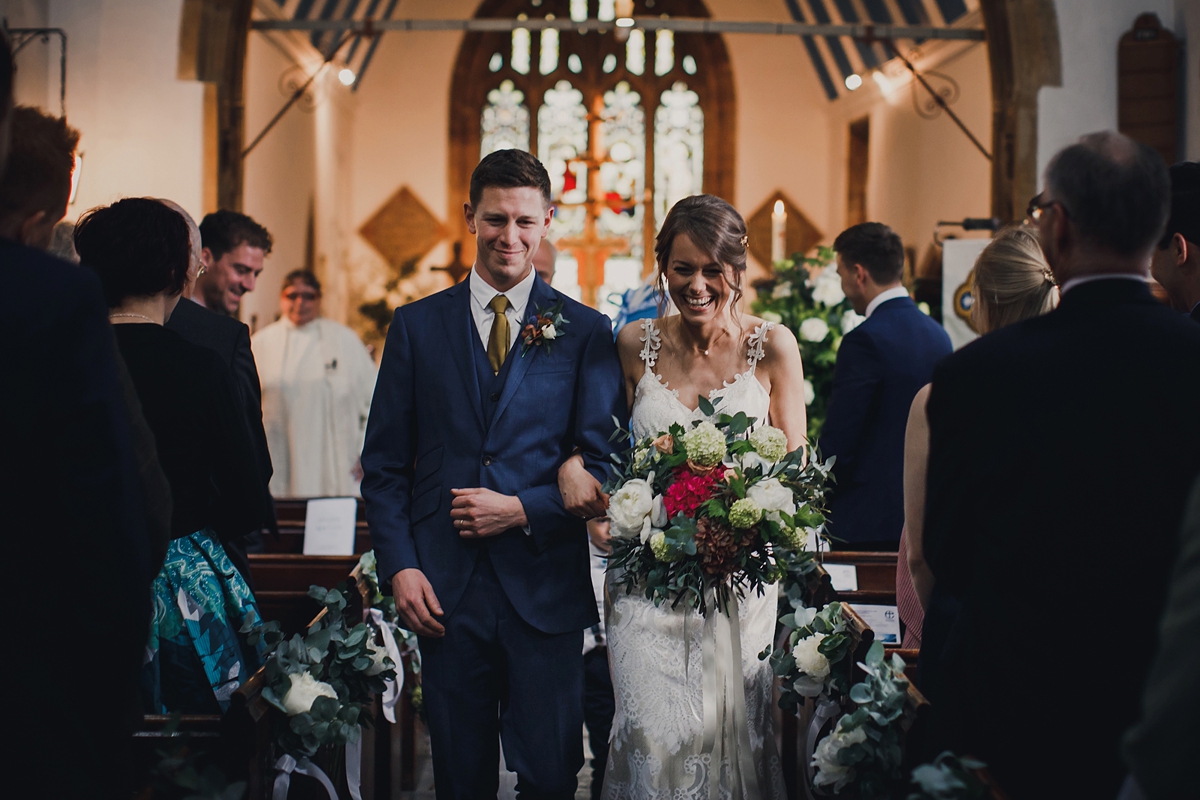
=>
[899,225,1057,647]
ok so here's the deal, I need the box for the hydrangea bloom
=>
[729,498,763,529]
[748,425,788,462]
[649,531,673,562]
[663,466,724,518]
[681,421,726,467]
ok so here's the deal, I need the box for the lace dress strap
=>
[639,318,662,372]
[745,321,774,374]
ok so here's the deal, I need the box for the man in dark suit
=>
[820,222,952,551]
[921,132,1200,800]
[1122,476,1200,800]
[361,149,625,799]
[164,204,276,566]
[0,39,159,799]
[1149,161,1200,324]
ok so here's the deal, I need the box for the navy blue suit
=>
[819,295,951,548]
[361,274,625,798]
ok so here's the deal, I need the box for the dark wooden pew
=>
[820,550,898,606]
[268,498,372,555]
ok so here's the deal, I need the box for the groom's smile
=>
[464,185,554,292]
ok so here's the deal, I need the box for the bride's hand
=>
[558,453,608,518]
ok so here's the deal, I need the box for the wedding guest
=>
[920,132,1200,799]
[194,209,272,316]
[1122,475,1200,800]
[0,40,158,800]
[76,197,268,714]
[897,225,1056,648]
[821,222,952,550]
[162,199,275,575]
[0,106,78,248]
[534,238,558,284]
[1149,161,1200,323]
[253,269,377,497]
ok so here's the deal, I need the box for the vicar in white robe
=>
[252,270,377,497]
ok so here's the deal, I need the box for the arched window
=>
[451,0,735,313]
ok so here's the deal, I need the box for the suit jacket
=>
[166,298,275,538]
[361,276,626,634]
[1,238,157,798]
[819,296,952,545]
[1191,303,1200,324]
[921,279,1200,800]
[1124,477,1200,800]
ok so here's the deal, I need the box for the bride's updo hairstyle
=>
[971,224,1057,334]
[654,194,749,312]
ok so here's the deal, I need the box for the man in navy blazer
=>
[361,150,625,799]
[819,222,951,551]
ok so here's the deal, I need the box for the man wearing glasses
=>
[252,269,379,497]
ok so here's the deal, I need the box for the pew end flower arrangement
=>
[766,585,854,707]
[751,246,863,441]
[811,642,913,800]
[357,550,424,719]
[602,399,833,615]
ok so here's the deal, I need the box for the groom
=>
[361,149,625,799]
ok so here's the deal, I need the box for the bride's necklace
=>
[109,313,158,324]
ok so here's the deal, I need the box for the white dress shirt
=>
[468,265,536,350]
[1060,273,1147,295]
[865,285,911,318]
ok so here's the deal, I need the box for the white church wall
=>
[1038,0,1190,181]
[30,0,206,221]
[240,31,321,333]
[823,40,993,263]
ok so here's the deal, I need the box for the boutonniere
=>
[521,300,569,356]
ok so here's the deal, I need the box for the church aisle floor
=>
[400,719,597,799]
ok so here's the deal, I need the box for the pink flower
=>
[663,466,726,519]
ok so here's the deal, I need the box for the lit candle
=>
[771,199,786,263]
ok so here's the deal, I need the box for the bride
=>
[561,195,808,798]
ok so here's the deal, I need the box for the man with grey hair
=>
[919,131,1200,800]
[163,200,276,566]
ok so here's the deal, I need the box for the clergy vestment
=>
[253,316,377,497]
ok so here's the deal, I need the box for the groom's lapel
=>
[490,277,551,428]
[444,281,486,432]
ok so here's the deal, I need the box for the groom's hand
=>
[391,569,445,638]
[451,487,528,538]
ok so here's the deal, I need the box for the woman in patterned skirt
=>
[76,198,269,713]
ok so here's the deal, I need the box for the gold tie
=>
[486,294,511,374]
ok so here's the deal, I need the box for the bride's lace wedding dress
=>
[602,319,786,800]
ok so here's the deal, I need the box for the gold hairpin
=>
[739,234,749,248]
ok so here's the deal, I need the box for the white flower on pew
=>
[364,639,393,677]
[282,671,338,716]
[812,717,867,791]
[792,632,831,684]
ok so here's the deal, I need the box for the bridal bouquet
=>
[603,400,833,615]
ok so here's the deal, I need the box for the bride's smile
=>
[665,232,736,330]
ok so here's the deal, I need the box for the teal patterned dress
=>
[142,529,267,714]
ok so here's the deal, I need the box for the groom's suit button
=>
[482,455,493,466]
[489,392,500,402]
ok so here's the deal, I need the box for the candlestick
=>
[771,199,786,264]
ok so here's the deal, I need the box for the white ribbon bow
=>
[366,608,404,723]
[272,754,339,800]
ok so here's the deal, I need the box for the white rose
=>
[812,729,855,789]
[281,671,339,716]
[791,632,831,681]
[747,477,796,519]
[803,379,815,406]
[541,323,557,340]
[364,639,391,676]
[608,479,654,539]
[772,281,793,299]
[760,310,782,324]
[841,309,864,334]
[799,317,830,343]
[811,268,846,307]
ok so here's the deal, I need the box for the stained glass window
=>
[597,0,615,22]
[538,80,589,242]
[626,28,645,75]
[654,82,704,231]
[539,28,559,75]
[596,81,646,316]
[480,80,530,158]
[511,28,531,75]
[682,54,697,75]
[489,53,503,72]
[602,53,617,73]
[568,53,583,73]
[570,0,588,22]
[655,30,674,76]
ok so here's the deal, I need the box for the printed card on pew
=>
[824,563,859,592]
[853,604,901,644]
[302,497,358,555]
